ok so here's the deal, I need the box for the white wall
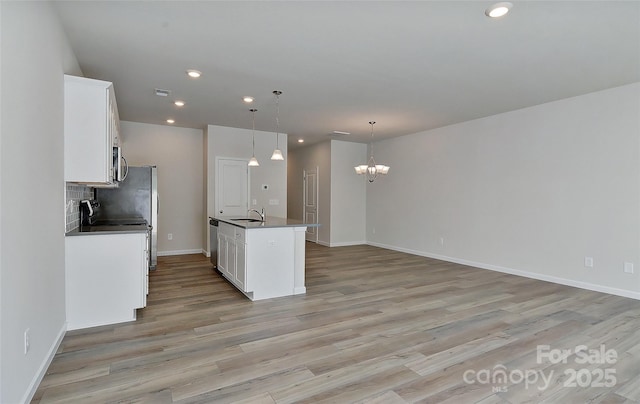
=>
[206,124,287,253]
[0,2,81,402]
[287,141,331,245]
[121,121,204,256]
[330,140,367,246]
[367,83,640,298]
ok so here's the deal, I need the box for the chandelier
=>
[354,121,390,182]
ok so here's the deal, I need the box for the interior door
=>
[303,168,319,243]
[216,158,249,217]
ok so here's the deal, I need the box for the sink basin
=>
[231,218,263,222]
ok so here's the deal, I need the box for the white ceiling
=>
[52,1,640,149]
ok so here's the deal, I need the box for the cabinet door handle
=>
[121,156,129,180]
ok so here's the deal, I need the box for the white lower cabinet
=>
[236,241,246,290]
[217,233,228,276]
[65,232,148,330]
[217,223,247,292]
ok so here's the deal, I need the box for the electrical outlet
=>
[584,257,594,268]
[24,328,30,355]
[252,199,257,206]
[269,199,279,205]
[624,262,634,274]
[168,233,173,240]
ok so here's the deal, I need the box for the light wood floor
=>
[33,243,640,403]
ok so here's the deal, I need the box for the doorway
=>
[303,167,319,243]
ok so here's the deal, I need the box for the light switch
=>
[624,262,634,274]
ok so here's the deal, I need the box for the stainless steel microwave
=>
[113,146,129,182]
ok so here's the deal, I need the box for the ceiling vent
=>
[154,88,171,97]
[331,130,351,136]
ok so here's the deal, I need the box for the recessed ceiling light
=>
[166,119,175,124]
[485,2,512,17]
[298,139,304,143]
[186,69,202,78]
[485,2,512,18]
[174,100,185,107]
[243,96,254,103]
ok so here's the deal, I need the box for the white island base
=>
[216,217,309,301]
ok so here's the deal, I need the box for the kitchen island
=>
[214,216,318,301]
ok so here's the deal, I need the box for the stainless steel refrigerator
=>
[96,166,158,269]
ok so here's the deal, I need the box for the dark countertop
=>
[214,216,320,229]
[66,224,150,236]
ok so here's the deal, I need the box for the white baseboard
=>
[313,240,368,248]
[294,286,307,294]
[329,241,367,247]
[23,322,66,403]
[367,241,640,301]
[157,249,204,257]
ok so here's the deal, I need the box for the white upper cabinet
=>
[64,75,120,185]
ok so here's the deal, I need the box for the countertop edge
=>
[214,216,320,229]
[66,226,150,236]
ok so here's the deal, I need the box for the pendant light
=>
[248,108,259,167]
[271,90,284,161]
[354,121,390,183]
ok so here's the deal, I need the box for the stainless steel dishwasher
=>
[209,218,218,269]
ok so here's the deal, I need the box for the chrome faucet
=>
[248,207,265,221]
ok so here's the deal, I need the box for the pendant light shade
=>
[271,149,284,161]
[248,108,259,167]
[354,121,390,183]
[271,90,285,161]
[248,156,260,166]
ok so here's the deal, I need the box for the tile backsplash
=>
[65,184,94,232]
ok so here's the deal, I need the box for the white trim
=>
[294,286,307,294]
[367,241,640,301]
[22,323,67,403]
[158,249,204,256]
[317,240,331,247]
[329,241,367,247]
